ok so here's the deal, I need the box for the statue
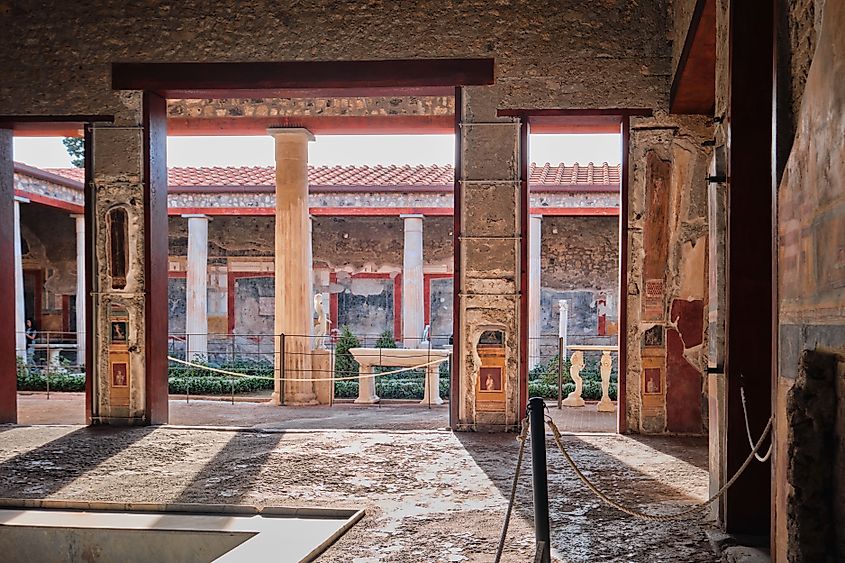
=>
[313,294,331,349]
[562,350,586,407]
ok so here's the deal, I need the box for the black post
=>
[528,396,551,563]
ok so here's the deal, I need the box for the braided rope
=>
[167,355,447,382]
[545,414,773,522]
[494,418,529,563]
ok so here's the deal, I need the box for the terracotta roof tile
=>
[43,162,620,188]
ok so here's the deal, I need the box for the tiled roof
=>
[44,163,621,188]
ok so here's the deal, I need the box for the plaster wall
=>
[626,114,711,435]
[775,1,845,559]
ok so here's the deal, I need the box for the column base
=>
[286,392,318,406]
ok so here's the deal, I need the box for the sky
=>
[12,133,621,169]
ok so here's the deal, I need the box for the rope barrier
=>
[166,355,448,382]
[494,417,529,563]
[741,383,773,462]
[544,414,774,522]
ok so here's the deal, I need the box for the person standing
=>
[25,319,37,365]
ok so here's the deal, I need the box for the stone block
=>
[461,124,519,181]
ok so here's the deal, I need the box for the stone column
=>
[14,197,27,359]
[268,128,316,405]
[72,214,86,366]
[528,214,542,368]
[184,214,209,360]
[401,214,424,347]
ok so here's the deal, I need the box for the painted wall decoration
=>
[107,207,129,290]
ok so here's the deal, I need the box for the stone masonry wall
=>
[168,97,454,119]
[627,114,712,434]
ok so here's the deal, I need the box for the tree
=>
[62,137,84,168]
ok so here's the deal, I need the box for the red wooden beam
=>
[618,117,630,434]
[143,92,170,425]
[0,115,114,138]
[14,191,84,214]
[519,120,530,422]
[166,206,618,217]
[723,0,773,534]
[112,59,495,99]
[670,0,716,114]
[168,115,455,136]
[451,86,462,428]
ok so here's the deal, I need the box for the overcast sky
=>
[13,133,621,168]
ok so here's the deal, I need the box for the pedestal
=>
[420,364,444,405]
[354,364,380,404]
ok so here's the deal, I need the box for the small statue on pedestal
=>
[314,294,331,349]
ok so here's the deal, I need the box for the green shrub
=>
[528,380,617,401]
[17,369,85,392]
[375,330,397,348]
[334,326,360,384]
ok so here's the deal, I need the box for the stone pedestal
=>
[268,128,316,405]
[596,350,616,412]
[420,365,444,406]
[528,214,542,368]
[72,214,86,366]
[184,214,209,360]
[311,348,333,405]
[13,197,27,359]
[401,214,424,347]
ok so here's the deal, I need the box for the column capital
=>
[13,196,30,204]
[70,213,85,220]
[267,127,315,142]
[400,213,425,220]
[182,213,210,220]
[530,213,543,220]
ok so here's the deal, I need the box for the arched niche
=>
[106,206,129,290]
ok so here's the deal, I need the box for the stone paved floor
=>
[0,422,715,562]
[16,392,617,433]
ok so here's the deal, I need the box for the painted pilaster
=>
[72,214,86,366]
[528,214,542,368]
[268,127,316,405]
[401,214,424,347]
[184,214,209,360]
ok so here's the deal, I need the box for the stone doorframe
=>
[0,115,113,424]
[104,59,494,425]
[498,109,651,432]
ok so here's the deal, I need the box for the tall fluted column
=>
[72,214,86,366]
[268,128,316,405]
[14,197,27,359]
[401,214,424,347]
[528,214,542,368]
[184,214,209,360]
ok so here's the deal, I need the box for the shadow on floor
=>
[0,426,154,499]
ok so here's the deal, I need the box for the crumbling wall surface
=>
[19,204,77,294]
[91,124,148,423]
[671,0,700,75]
[784,350,838,563]
[0,1,672,120]
[775,1,845,560]
[458,87,521,431]
[168,96,454,119]
[541,216,617,290]
[627,114,711,434]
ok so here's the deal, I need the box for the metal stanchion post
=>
[45,331,51,400]
[528,396,551,563]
